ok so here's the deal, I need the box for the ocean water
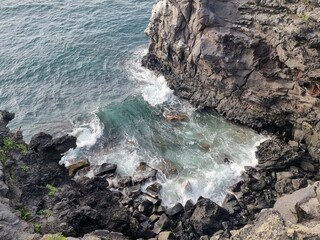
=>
[0,0,266,206]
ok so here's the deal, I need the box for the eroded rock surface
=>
[143,0,320,163]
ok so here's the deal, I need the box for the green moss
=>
[301,15,310,21]
[43,233,66,240]
[20,164,30,172]
[17,207,31,221]
[0,150,6,163]
[46,184,58,197]
[0,137,28,163]
[33,223,42,234]
[37,209,53,217]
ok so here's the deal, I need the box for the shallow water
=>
[0,0,266,206]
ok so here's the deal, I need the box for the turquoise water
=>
[0,0,266,206]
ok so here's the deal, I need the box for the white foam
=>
[59,112,103,166]
[158,135,269,207]
[71,114,103,148]
[141,76,174,107]
[125,47,174,106]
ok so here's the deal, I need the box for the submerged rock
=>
[164,112,188,122]
[133,162,157,183]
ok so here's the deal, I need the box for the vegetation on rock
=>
[46,184,58,197]
[0,137,27,163]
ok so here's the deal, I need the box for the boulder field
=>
[0,109,319,239]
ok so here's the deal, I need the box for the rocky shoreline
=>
[0,106,319,240]
[1,1,320,239]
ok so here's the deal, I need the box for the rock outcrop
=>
[231,181,320,240]
[143,0,320,165]
[0,111,136,239]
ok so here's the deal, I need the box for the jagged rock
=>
[287,223,320,240]
[275,179,295,194]
[165,203,184,218]
[230,209,289,240]
[133,162,157,183]
[68,159,90,177]
[190,198,229,236]
[0,202,37,240]
[81,230,128,240]
[158,231,174,240]
[29,132,77,161]
[0,111,15,136]
[144,194,161,205]
[300,160,317,173]
[275,178,308,195]
[222,194,242,216]
[153,213,171,234]
[274,182,320,224]
[149,214,160,223]
[146,182,162,198]
[93,163,117,177]
[181,180,192,194]
[114,176,132,189]
[256,139,302,170]
[276,171,294,181]
[143,0,320,163]
[125,184,141,198]
[153,205,165,214]
[184,199,195,219]
[132,210,148,223]
[136,224,155,239]
[138,199,154,216]
[74,166,91,178]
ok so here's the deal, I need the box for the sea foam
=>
[125,48,174,106]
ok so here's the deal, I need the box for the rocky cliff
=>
[142,0,320,165]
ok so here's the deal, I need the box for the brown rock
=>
[68,159,90,177]
[164,112,188,122]
[199,143,210,152]
[158,231,174,240]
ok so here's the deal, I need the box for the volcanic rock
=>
[256,139,302,170]
[143,0,320,163]
[133,162,157,183]
[153,213,171,234]
[165,203,184,218]
[190,198,229,236]
[164,112,188,122]
[93,163,117,176]
[230,209,289,240]
[68,159,90,177]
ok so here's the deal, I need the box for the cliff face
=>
[143,0,320,162]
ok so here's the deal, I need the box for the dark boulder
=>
[29,132,76,161]
[190,198,229,236]
[93,163,117,177]
[256,139,302,170]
